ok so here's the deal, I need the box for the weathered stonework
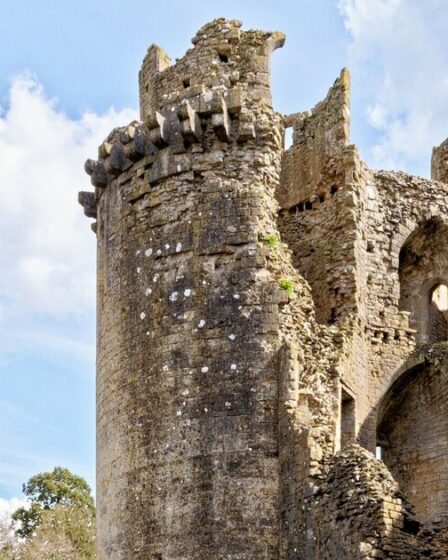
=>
[80,18,448,559]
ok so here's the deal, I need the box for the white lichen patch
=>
[169,291,179,302]
[201,366,209,373]
[184,289,192,297]
[145,248,152,257]
[145,288,152,296]
[198,319,206,328]
[176,242,182,252]
[140,312,146,320]
[228,334,236,340]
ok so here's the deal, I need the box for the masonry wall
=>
[313,446,423,560]
[278,71,360,325]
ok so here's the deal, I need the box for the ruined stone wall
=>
[139,19,281,119]
[358,172,448,428]
[313,445,423,559]
[274,62,448,558]
[277,71,359,325]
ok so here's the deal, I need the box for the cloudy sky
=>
[0,0,447,511]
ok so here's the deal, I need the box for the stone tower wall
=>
[82,19,300,560]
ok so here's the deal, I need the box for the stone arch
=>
[398,217,448,342]
[390,208,448,269]
[377,359,448,528]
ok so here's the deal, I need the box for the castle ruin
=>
[79,19,448,559]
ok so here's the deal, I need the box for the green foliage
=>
[261,233,280,247]
[12,468,94,539]
[279,278,295,296]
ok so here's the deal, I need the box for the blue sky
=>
[0,0,447,510]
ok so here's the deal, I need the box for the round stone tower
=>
[80,19,286,560]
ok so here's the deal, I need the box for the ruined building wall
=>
[313,446,423,559]
[278,70,361,325]
[275,55,448,557]
[79,18,448,560]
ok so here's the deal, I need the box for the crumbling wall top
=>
[139,18,285,118]
[277,68,352,209]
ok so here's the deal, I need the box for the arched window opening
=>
[399,218,448,343]
[429,283,448,342]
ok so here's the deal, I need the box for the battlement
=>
[79,87,277,226]
[79,19,285,229]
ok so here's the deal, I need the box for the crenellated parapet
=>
[79,88,268,225]
[79,89,284,230]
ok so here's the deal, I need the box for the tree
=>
[12,468,94,539]
[19,505,95,560]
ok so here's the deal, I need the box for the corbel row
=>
[79,88,259,221]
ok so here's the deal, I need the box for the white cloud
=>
[339,0,448,174]
[0,75,137,319]
[0,498,26,520]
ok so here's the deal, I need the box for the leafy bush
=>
[261,234,280,247]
